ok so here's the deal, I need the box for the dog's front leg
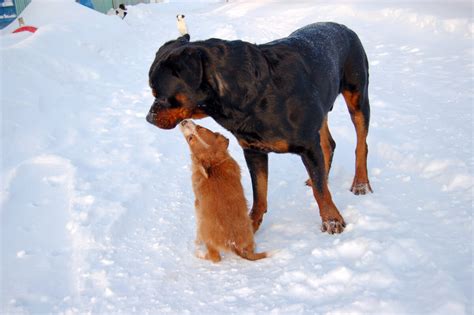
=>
[244,149,268,233]
[301,143,346,234]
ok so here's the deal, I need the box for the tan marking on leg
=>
[342,90,372,194]
[319,117,332,179]
[310,177,345,234]
[250,170,268,232]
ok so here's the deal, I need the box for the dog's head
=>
[176,14,185,21]
[147,37,270,130]
[179,120,229,167]
[147,41,208,130]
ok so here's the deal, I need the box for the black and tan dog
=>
[146,22,372,234]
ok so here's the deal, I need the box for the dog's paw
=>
[350,182,373,195]
[321,219,346,234]
[305,178,312,187]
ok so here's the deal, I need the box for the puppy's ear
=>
[216,133,229,150]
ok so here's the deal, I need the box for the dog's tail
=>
[232,246,267,261]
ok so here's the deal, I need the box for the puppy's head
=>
[147,45,208,130]
[176,14,185,21]
[179,120,229,164]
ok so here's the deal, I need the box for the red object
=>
[12,26,38,34]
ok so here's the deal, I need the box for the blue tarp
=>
[77,0,94,10]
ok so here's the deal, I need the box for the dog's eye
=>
[169,96,181,108]
[187,135,194,142]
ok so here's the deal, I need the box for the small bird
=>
[176,14,188,36]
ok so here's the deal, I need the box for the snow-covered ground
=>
[1,0,472,314]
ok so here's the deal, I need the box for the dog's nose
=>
[146,112,154,124]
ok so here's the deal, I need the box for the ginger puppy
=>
[179,120,266,263]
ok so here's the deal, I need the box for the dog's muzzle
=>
[146,112,156,125]
[146,100,182,129]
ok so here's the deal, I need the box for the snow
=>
[1,0,472,314]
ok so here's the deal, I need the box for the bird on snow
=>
[177,14,188,36]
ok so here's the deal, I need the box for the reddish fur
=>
[181,122,267,263]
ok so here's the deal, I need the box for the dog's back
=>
[260,22,369,113]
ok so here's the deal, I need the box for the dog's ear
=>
[166,47,203,90]
[150,37,190,77]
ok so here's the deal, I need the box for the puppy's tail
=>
[232,246,267,261]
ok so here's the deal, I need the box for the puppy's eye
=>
[187,135,194,142]
[196,126,201,130]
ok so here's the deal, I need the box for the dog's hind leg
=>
[244,149,269,233]
[342,89,373,195]
[342,45,373,195]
